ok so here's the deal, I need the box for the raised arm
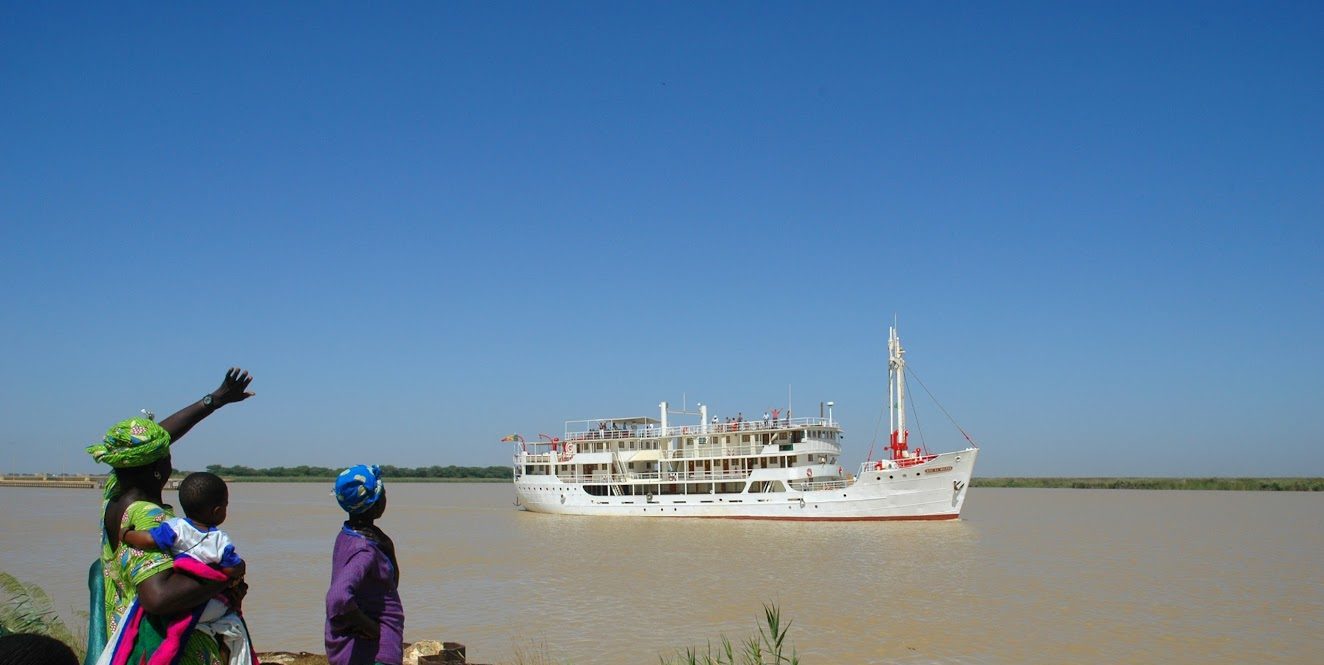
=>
[160,368,254,445]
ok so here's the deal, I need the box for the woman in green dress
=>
[86,369,254,665]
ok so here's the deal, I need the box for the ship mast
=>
[888,325,909,460]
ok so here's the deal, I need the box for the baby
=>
[121,471,254,663]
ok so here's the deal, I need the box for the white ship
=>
[505,326,979,520]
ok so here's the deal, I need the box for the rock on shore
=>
[254,654,326,665]
[259,641,447,665]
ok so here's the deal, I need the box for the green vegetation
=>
[204,464,512,481]
[971,477,1324,491]
[659,603,799,665]
[0,572,84,659]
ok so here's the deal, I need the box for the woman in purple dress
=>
[325,464,404,665]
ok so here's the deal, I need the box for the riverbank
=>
[261,640,479,665]
[970,477,1323,491]
[0,475,508,489]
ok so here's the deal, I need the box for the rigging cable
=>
[910,382,929,454]
[906,366,979,448]
[865,396,886,462]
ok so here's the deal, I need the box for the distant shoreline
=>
[3,476,1320,491]
[970,477,1322,491]
[0,475,509,489]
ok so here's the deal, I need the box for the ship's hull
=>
[514,448,977,520]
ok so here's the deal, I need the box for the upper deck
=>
[564,416,839,442]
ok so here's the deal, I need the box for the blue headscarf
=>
[334,464,384,515]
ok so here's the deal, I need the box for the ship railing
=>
[791,479,850,492]
[662,444,764,460]
[666,439,842,460]
[652,469,757,483]
[545,469,757,484]
[855,454,940,475]
[518,443,839,466]
[687,416,833,436]
[564,416,836,441]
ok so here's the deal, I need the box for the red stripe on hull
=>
[695,513,961,522]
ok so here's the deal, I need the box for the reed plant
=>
[508,637,570,665]
[659,603,799,665]
[0,571,85,659]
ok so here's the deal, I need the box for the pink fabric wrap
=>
[172,555,231,582]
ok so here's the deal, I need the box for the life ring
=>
[874,460,884,471]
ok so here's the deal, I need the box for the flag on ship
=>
[500,433,524,443]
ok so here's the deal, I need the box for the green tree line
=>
[204,464,512,479]
[970,477,1323,491]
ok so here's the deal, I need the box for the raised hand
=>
[160,367,256,445]
[212,368,255,406]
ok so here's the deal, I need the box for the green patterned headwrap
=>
[86,418,172,498]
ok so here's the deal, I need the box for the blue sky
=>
[2,2,1320,477]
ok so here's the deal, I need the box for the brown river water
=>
[2,484,1320,664]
